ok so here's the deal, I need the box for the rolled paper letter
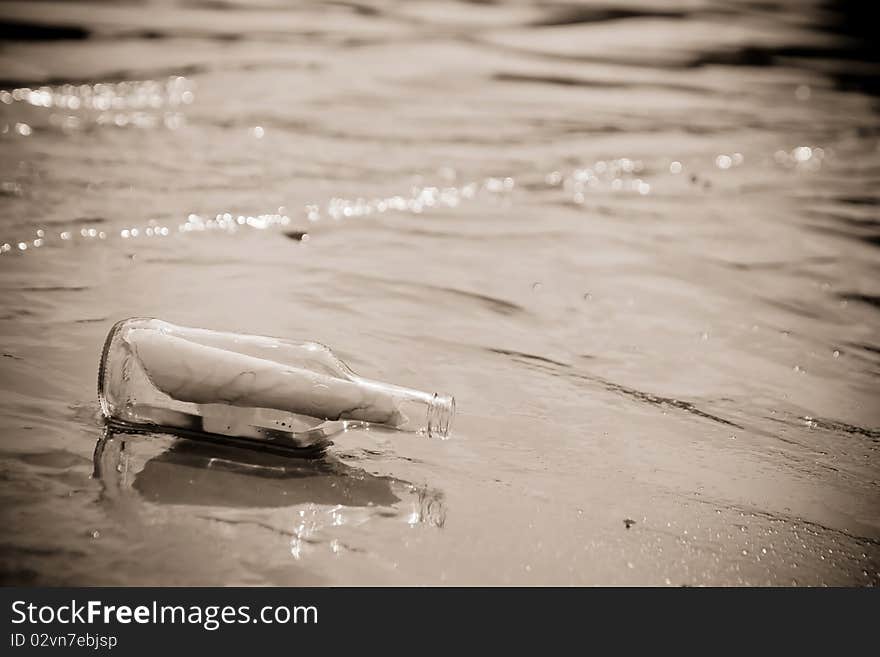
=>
[127,329,405,425]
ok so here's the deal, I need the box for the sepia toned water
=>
[0,0,878,585]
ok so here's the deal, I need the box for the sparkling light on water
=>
[0,143,830,259]
[0,76,195,134]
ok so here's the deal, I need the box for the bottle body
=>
[98,318,454,451]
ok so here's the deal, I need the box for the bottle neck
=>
[354,378,455,438]
[425,392,455,439]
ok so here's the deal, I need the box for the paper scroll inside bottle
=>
[127,329,405,425]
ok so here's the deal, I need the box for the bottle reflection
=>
[92,428,447,561]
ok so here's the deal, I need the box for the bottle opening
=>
[427,393,455,439]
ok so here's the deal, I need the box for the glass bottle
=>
[97,318,454,453]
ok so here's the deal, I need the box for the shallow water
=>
[0,0,878,585]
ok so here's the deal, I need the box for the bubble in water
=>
[484,177,504,192]
[715,154,732,170]
[794,146,812,162]
[795,85,811,101]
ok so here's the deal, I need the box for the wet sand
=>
[0,0,878,585]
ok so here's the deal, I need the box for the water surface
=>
[0,0,878,585]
